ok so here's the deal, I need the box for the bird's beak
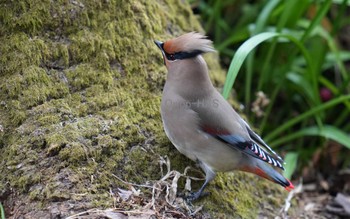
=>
[154,40,164,51]
[154,40,166,65]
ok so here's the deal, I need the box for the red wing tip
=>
[285,179,294,192]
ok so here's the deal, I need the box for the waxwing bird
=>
[154,32,294,201]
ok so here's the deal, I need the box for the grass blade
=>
[222,32,279,99]
[270,125,350,150]
[283,152,298,179]
[264,94,350,142]
[0,202,5,219]
[300,0,332,42]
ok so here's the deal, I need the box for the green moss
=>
[201,172,288,218]
[7,100,27,126]
[59,142,87,163]
[29,187,42,201]
[0,33,47,75]
[15,171,42,193]
[17,175,32,192]
[44,182,71,201]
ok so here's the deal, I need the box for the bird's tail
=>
[240,161,294,191]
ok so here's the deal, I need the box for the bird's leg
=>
[186,160,216,202]
[186,178,210,201]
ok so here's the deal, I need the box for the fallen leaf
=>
[118,188,133,201]
[335,193,350,215]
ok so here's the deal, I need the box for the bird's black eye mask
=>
[160,43,203,61]
[165,49,203,61]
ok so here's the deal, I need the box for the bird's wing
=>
[202,125,285,170]
[245,125,284,163]
[190,90,285,170]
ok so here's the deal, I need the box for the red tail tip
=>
[285,179,294,192]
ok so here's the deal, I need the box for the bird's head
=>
[154,32,215,69]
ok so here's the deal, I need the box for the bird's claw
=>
[185,191,210,202]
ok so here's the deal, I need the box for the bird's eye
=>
[169,54,175,60]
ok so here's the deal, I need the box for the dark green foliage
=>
[192,0,350,178]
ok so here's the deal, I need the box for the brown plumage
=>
[154,32,294,201]
[163,32,215,54]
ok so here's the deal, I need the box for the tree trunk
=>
[0,0,287,218]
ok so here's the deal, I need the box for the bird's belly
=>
[163,122,198,161]
[194,141,243,172]
[163,122,242,172]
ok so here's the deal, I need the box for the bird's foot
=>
[185,191,210,202]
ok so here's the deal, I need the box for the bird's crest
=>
[163,32,215,54]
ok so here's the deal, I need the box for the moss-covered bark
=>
[0,0,287,218]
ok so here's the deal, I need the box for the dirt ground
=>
[283,141,350,219]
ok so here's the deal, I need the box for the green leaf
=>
[265,94,350,142]
[283,152,298,179]
[308,126,350,148]
[300,0,332,42]
[253,0,281,34]
[222,32,280,99]
[0,202,5,219]
[222,31,315,99]
[286,72,317,104]
[270,125,350,149]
